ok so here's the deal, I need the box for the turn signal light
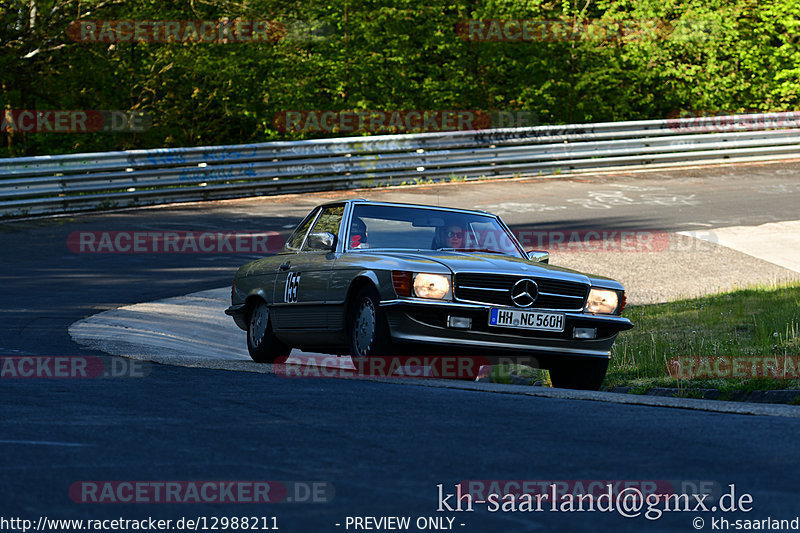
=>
[392,271,413,297]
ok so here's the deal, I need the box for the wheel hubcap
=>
[250,304,268,347]
[354,298,376,356]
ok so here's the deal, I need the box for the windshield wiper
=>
[437,247,510,255]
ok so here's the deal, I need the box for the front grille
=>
[454,273,588,310]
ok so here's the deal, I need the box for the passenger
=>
[349,217,369,249]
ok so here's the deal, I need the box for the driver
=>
[349,217,369,249]
[436,223,466,249]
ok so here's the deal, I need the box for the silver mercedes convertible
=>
[226,199,633,389]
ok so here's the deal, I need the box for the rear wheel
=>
[348,285,392,359]
[548,357,609,390]
[247,300,291,363]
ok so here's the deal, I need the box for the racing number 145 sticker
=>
[284,272,301,303]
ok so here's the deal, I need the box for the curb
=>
[608,386,800,405]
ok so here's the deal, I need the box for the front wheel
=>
[547,357,609,390]
[247,300,291,363]
[348,285,392,358]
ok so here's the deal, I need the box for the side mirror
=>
[306,232,335,251]
[526,250,549,263]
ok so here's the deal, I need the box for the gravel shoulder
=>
[555,233,800,305]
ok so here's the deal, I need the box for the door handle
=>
[279,262,291,271]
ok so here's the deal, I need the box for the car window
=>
[348,204,523,257]
[282,208,319,252]
[302,205,344,250]
[467,220,520,255]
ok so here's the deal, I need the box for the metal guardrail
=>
[2,112,800,217]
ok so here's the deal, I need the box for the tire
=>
[347,285,392,358]
[548,357,609,390]
[247,300,291,363]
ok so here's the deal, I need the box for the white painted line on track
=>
[680,220,800,273]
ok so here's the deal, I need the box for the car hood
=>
[359,250,594,285]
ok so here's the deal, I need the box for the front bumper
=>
[380,299,633,361]
[225,303,248,330]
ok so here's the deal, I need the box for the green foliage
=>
[1,0,798,157]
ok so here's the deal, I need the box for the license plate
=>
[489,308,565,332]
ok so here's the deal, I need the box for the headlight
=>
[413,273,451,299]
[585,288,620,314]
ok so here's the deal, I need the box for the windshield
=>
[348,204,523,257]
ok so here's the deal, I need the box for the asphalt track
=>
[3,160,800,532]
[67,285,800,417]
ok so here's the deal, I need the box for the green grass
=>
[485,365,552,387]
[607,281,800,394]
